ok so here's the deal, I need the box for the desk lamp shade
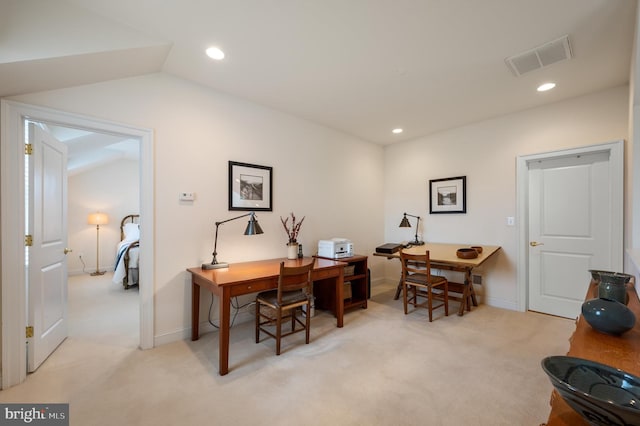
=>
[244,216,263,236]
[88,212,108,276]
[202,211,263,270]
[399,212,424,246]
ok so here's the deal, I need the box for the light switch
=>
[506,216,515,226]
[179,192,195,201]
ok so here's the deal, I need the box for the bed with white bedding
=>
[113,214,140,289]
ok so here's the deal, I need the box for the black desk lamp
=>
[202,211,264,270]
[399,212,424,246]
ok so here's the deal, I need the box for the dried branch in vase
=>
[280,212,305,244]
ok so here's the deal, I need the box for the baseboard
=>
[483,296,519,311]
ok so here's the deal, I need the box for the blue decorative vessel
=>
[541,356,640,426]
[589,270,633,304]
[581,298,636,336]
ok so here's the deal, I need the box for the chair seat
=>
[257,289,308,307]
[405,273,447,287]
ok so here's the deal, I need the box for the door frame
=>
[1,100,155,389]
[515,140,624,312]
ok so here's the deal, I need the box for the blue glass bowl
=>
[581,298,636,335]
[542,356,640,426]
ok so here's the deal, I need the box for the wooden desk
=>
[544,281,640,425]
[373,243,501,316]
[187,257,345,375]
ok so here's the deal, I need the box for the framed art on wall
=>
[429,176,466,214]
[229,161,273,211]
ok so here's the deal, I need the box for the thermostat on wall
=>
[179,192,195,201]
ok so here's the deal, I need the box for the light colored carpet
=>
[0,275,575,425]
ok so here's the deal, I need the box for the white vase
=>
[287,243,299,259]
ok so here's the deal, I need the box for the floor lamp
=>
[88,212,109,276]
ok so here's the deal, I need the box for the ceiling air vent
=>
[505,35,572,76]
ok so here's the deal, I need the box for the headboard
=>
[120,214,140,240]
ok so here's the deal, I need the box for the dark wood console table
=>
[543,281,640,425]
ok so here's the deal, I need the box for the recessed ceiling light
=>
[392,128,403,134]
[206,47,225,60]
[537,82,556,92]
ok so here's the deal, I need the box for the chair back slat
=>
[400,250,432,278]
[277,262,313,304]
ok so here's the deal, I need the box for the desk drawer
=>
[229,280,275,297]
[313,267,339,281]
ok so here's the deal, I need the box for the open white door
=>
[27,122,69,372]
[527,148,621,319]
[2,101,154,389]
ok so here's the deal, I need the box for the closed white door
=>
[27,123,69,372]
[527,150,619,319]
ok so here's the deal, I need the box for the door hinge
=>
[25,234,33,246]
[25,143,33,155]
[26,326,33,338]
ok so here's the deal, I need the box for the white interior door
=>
[27,122,69,372]
[528,150,618,319]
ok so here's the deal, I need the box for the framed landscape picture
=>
[429,176,466,214]
[228,161,273,211]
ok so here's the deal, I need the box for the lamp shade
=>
[244,216,264,235]
[88,212,109,225]
[399,215,411,227]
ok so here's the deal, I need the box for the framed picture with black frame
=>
[228,161,273,211]
[429,176,466,214]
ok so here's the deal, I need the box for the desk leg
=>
[458,270,472,316]
[458,283,469,316]
[336,269,344,328]
[219,288,231,375]
[394,275,402,300]
[457,269,478,316]
[191,282,200,340]
[468,270,478,307]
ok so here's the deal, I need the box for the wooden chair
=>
[255,261,314,355]
[400,250,449,322]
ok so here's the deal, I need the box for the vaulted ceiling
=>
[43,124,139,176]
[2,0,637,146]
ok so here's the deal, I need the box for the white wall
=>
[9,74,629,341]
[384,85,630,310]
[11,72,385,342]
[68,159,139,275]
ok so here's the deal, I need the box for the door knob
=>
[529,241,544,247]
[63,248,73,254]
